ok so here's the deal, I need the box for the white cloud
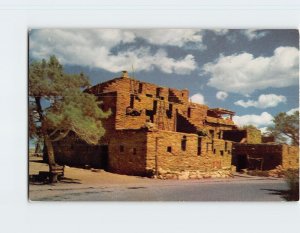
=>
[203,46,299,94]
[233,112,273,128]
[259,127,270,134]
[287,107,299,115]
[212,29,229,36]
[234,94,287,108]
[134,29,204,47]
[30,29,197,75]
[216,91,228,101]
[241,29,268,40]
[190,93,205,104]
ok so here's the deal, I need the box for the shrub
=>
[284,169,299,201]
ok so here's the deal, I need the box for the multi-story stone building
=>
[53,71,298,179]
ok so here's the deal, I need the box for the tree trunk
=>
[44,135,58,182]
[34,96,58,183]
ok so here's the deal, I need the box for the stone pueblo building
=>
[52,71,299,179]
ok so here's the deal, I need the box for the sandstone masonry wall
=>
[282,145,299,169]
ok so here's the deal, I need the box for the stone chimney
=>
[121,70,128,78]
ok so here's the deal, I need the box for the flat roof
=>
[208,108,235,115]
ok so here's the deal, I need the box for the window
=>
[187,107,191,118]
[146,94,153,98]
[156,88,161,97]
[209,130,214,138]
[225,141,228,151]
[138,83,143,93]
[197,137,202,155]
[167,146,172,153]
[120,145,124,152]
[181,135,187,151]
[213,149,216,154]
[220,150,224,156]
[133,148,137,155]
[130,94,134,108]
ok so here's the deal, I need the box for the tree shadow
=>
[29,173,81,185]
[261,188,299,201]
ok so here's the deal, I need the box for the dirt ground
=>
[29,155,288,201]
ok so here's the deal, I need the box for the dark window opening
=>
[156,88,161,97]
[167,104,173,119]
[160,97,164,100]
[133,148,137,155]
[120,145,124,152]
[197,137,202,155]
[181,135,187,151]
[146,94,153,98]
[187,107,191,118]
[213,149,216,154]
[167,146,172,153]
[153,100,157,113]
[209,130,215,138]
[220,150,224,156]
[182,93,184,97]
[130,94,134,108]
[146,110,154,123]
[225,142,228,151]
[138,83,143,93]
[228,150,231,154]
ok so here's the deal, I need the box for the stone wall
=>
[246,128,262,144]
[282,145,299,169]
[232,143,283,171]
[145,130,233,179]
[52,132,107,168]
[108,129,149,176]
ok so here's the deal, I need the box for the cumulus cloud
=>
[287,107,299,115]
[234,94,287,108]
[203,46,299,94]
[233,112,273,128]
[241,29,269,40]
[212,29,229,36]
[134,29,204,47]
[30,29,198,74]
[216,91,228,101]
[259,127,270,134]
[190,93,205,104]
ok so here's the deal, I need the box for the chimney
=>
[121,70,128,78]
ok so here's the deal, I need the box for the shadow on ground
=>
[261,188,299,201]
[29,173,81,185]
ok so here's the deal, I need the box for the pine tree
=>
[29,56,110,182]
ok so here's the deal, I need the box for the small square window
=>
[167,146,172,153]
[213,149,216,154]
[120,145,124,152]
[220,150,224,156]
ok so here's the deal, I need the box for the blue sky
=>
[29,29,299,132]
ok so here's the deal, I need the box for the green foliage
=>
[29,55,110,145]
[267,111,299,146]
[284,169,299,201]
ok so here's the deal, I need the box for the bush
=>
[284,169,299,201]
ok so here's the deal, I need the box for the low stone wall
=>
[157,169,232,180]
